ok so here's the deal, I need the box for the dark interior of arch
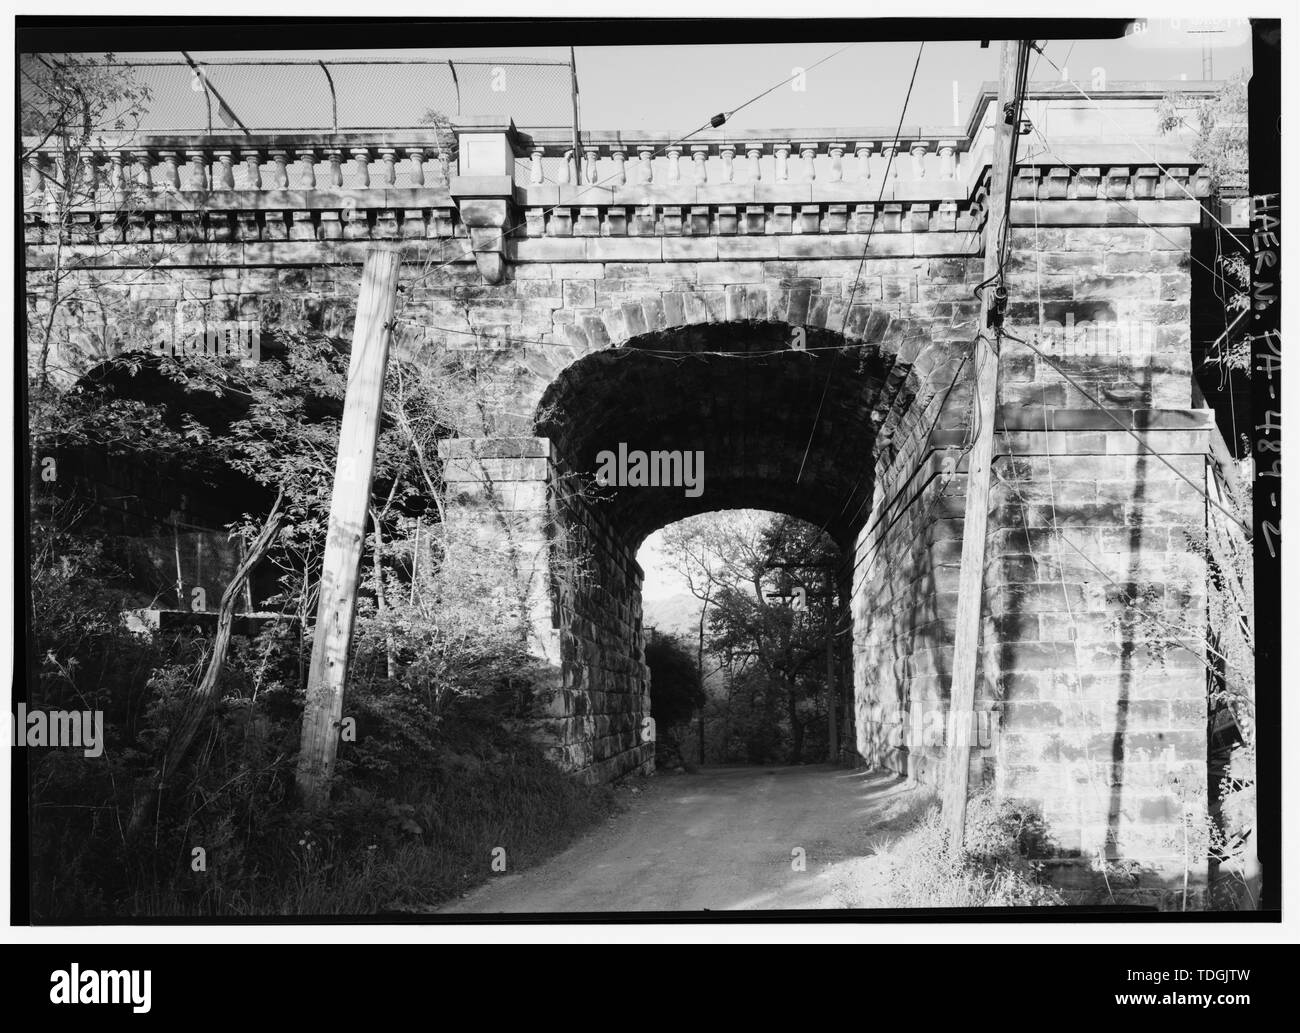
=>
[536,321,915,550]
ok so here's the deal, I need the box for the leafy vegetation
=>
[645,631,705,770]
[1159,74,1251,374]
[872,790,1065,908]
[25,331,614,918]
[655,511,841,766]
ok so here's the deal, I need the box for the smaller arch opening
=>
[640,510,848,770]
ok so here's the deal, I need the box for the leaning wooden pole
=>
[826,596,838,764]
[941,40,1028,847]
[296,242,401,808]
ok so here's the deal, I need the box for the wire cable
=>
[1000,326,1251,536]
[795,41,926,486]
[392,43,859,309]
[1031,45,1249,250]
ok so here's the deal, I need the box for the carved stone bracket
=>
[449,177,513,284]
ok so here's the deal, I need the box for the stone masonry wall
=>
[439,437,653,783]
[850,221,1212,899]
[852,452,971,783]
[994,223,1209,892]
[988,425,1211,897]
[548,455,653,783]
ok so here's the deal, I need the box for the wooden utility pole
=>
[941,40,1029,847]
[826,596,838,764]
[569,46,582,185]
[296,243,401,808]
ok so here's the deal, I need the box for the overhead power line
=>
[394,43,859,309]
[795,40,926,486]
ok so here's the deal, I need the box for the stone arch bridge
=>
[26,82,1245,888]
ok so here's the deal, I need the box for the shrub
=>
[26,508,614,919]
[875,790,1064,908]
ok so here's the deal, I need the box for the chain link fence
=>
[23,56,575,133]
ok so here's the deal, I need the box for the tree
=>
[1159,74,1251,375]
[22,54,155,390]
[645,630,704,771]
[664,512,840,765]
[645,631,705,730]
[1158,73,1248,197]
[661,517,729,761]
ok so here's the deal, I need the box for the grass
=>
[868,789,1065,908]
[269,747,618,916]
[119,742,618,917]
[34,703,619,920]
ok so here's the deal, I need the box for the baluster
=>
[665,144,681,183]
[41,152,61,201]
[746,146,762,182]
[828,143,845,183]
[324,148,344,188]
[611,147,627,186]
[49,151,70,202]
[774,144,790,182]
[799,144,817,181]
[938,141,957,181]
[24,154,42,204]
[855,142,872,181]
[213,150,235,190]
[584,146,599,184]
[530,147,544,185]
[241,149,262,190]
[185,149,208,191]
[39,153,63,206]
[637,145,654,184]
[107,152,125,196]
[378,147,397,186]
[407,147,425,187]
[78,149,100,201]
[65,151,84,201]
[156,150,181,191]
[43,156,60,222]
[351,147,371,188]
[719,144,735,183]
[133,151,154,193]
[269,150,290,189]
[298,148,317,188]
[559,150,573,185]
[910,141,929,179]
[881,142,899,180]
[690,145,709,184]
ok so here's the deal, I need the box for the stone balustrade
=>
[23,81,1219,213]
[22,137,1212,219]
[23,132,969,205]
[22,134,453,204]
[516,135,964,189]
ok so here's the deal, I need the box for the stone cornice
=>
[22,163,1209,253]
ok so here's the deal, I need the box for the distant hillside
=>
[642,593,728,699]
[642,592,704,643]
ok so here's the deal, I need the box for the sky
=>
[117,19,1255,132]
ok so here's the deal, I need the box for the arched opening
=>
[509,319,967,783]
[639,509,846,771]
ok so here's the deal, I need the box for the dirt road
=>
[441,765,926,914]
